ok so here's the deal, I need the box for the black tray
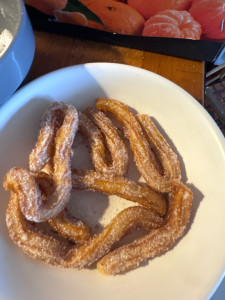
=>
[27,6,225,64]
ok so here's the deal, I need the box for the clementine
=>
[25,0,67,15]
[127,0,193,20]
[189,0,225,40]
[142,9,202,39]
[79,0,145,35]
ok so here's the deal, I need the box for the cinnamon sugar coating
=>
[4,102,79,222]
[79,110,128,177]
[97,183,192,275]
[96,98,181,192]
[6,193,163,268]
[3,99,193,275]
[72,169,166,216]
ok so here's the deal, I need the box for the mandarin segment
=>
[142,9,202,39]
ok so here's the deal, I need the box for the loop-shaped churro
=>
[79,111,128,177]
[4,102,79,222]
[97,183,193,275]
[96,98,180,192]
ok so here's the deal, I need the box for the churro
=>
[97,183,192,275]
[72,169,166,216]
[96,98,180,192]
[6,193,163,268]
[79,111,128,176]
[4,102,78,222]
[3,98,193,276]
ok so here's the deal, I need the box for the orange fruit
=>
[142,10,202,39]
[127,0,193,20]
[25,0,67,15]
[189,0,225,40]
[54,10,88,26]
[79,0,145,35]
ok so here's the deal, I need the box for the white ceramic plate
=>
[0,63,225,300]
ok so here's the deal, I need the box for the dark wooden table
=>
[26,30,205,104]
